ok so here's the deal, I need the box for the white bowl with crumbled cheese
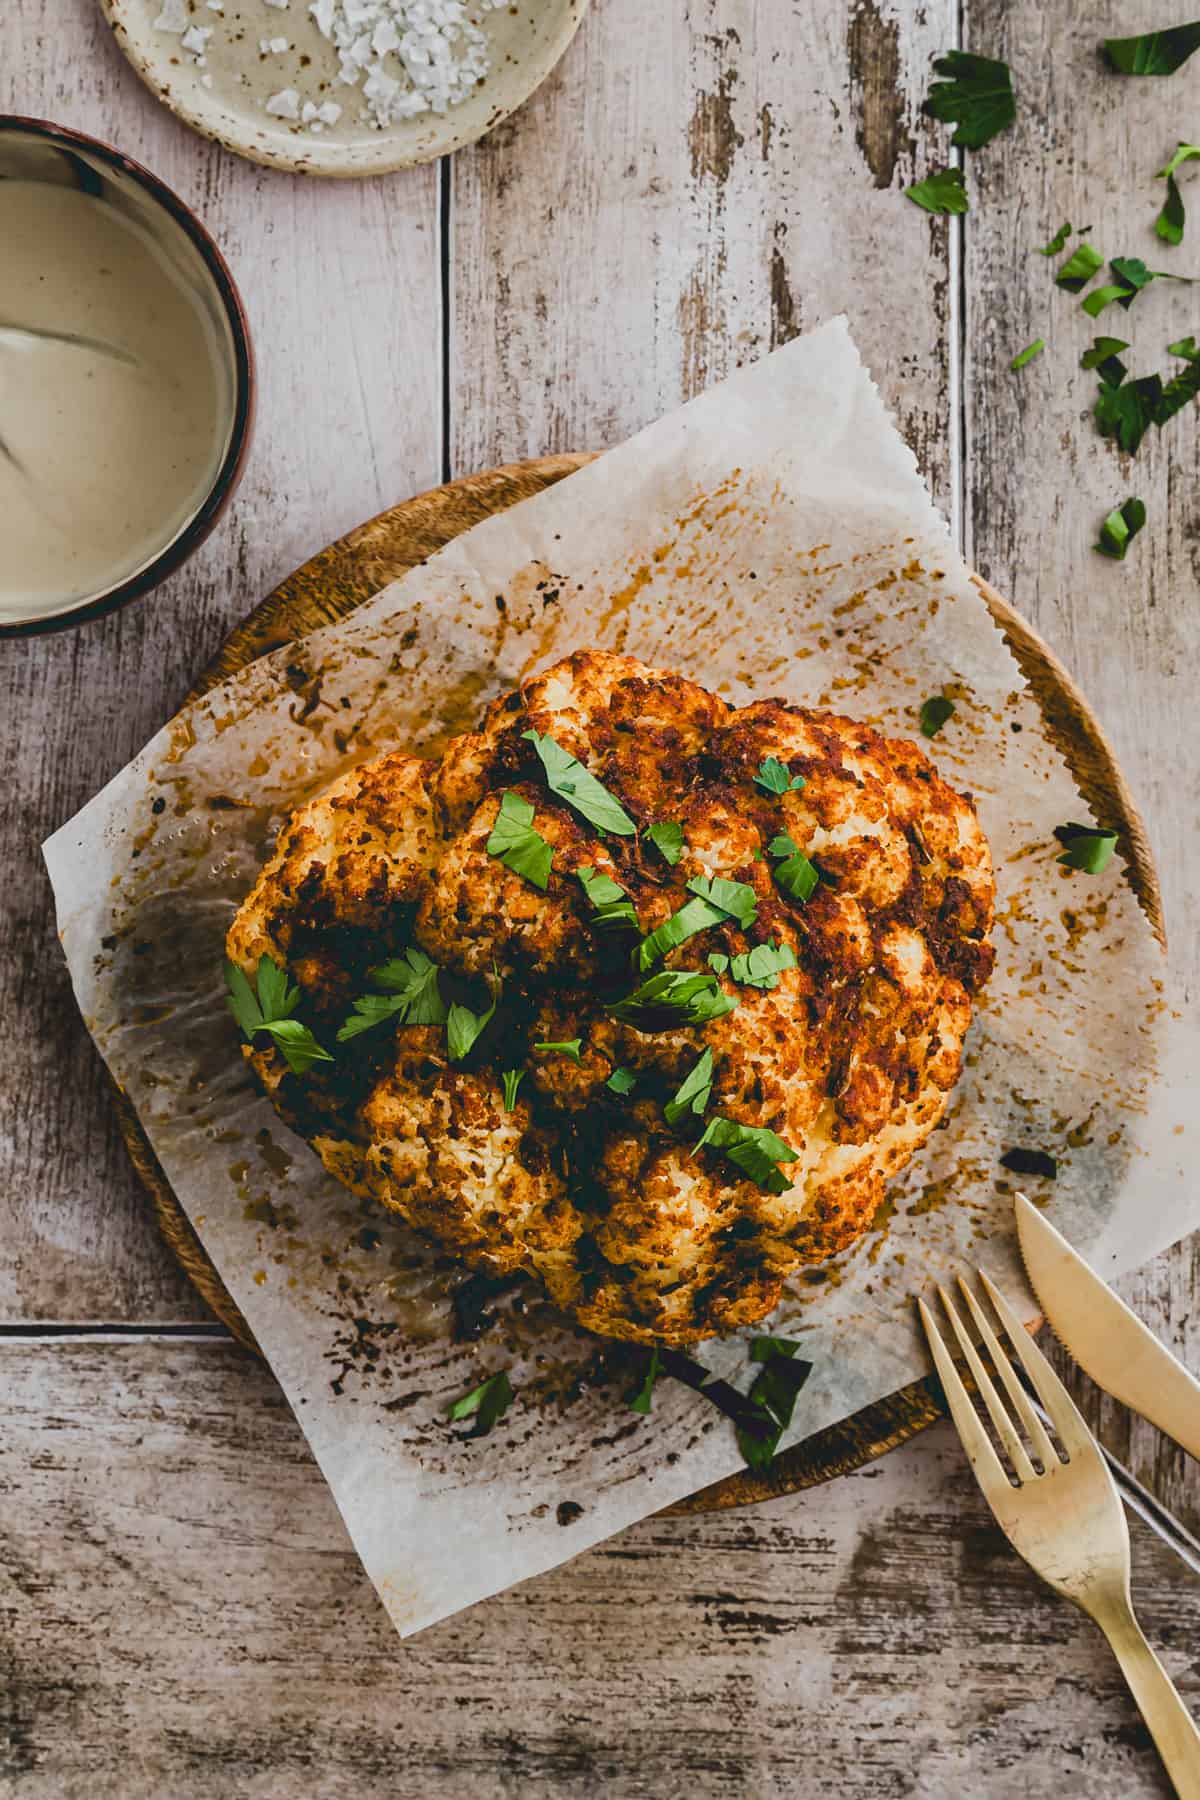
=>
[100,0,592,175]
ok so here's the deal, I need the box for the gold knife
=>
[1015,1190,1200,1462]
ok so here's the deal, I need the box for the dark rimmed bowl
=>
[0,117,254,638]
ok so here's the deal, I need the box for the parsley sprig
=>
[1095,497,1146,561]
[225,956,333,1074]
[905,166,969,216]
[447,972,500,1062]
[708,940,797,991]
[736,1337,814,1470]
[534,1038,584,1064]
[695,1116,800,1193]
[924,49,1015,150]
[664,1048,714,1127]
[337,947,447,1042]
[608,969,738,1030]
[635,875,758,972]
[577,865,639,931]
[647,820,685,865]
[754,755,806,796]
[486,790,554,890]
[446,1369,514,1439]
[523,731,636,836]
[768,833,820,904]
[1157,144,1200,245]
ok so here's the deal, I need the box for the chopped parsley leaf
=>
[737,1337,814,1471]
[1157,144,1200,245]
[609,969,739,1030]
[500,1068,525,1111]
[534,1038,583,1064]
[523,730,636,836]
[446,1369,513,1438]
[768,833,820,904]
[1081,336,1130,385]
[664,1048,714,1127]
[1055,240,1104,293]
[1083,256,1191,317]
[1103,23,1200,75]
[920,694,956,737]
[225,955,333,1074]
[447,972,500,1062]
[1055,822,1119,873]
[1095,373,1164,453]
[696,1115,800,1193]
[1035,221,1072,256]
[1095,497,1146,561]
[577,864,639,931]
[606,1065,637,1095]
[754,755,806,795]
[647,820,685,865]
[628,1346,662,1415]
[709,939,797,990]
[1157,338,1200,423]
[635,875,757,972]
[905,165,968,215]
[924,49,1015,149]
[1010,338,1045,370]
[486,790,554,890]
[338,947,447,1041]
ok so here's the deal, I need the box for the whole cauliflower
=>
[227,650,995,1345]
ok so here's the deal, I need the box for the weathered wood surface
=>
[962,0,1200,1536]
[0,0,442,1321]
[2,0,1200,1792]
[0,1340,1191,1798]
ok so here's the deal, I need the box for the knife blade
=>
[1014,1189,1200,1462]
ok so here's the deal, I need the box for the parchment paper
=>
[44,318,1196,1638]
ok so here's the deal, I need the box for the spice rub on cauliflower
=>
[226,649,995,1346]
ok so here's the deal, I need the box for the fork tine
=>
[937,1283,1037,1481]
[917,1297,1009,1497]
[956,1276,1060,1471]
[977,1268,1094,1456]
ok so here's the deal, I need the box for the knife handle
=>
[1101,1597,1200,1799]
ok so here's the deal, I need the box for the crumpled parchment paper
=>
[44,318,1194,1638]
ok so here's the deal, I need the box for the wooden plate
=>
[113,452,1165,1514]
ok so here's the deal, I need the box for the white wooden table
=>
[3,4,1199,1793]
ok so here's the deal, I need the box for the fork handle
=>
[1100,1602,1200,1799]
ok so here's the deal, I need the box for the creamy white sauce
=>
[0,178,232,623]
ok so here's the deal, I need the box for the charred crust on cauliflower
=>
[227,649,995,1346]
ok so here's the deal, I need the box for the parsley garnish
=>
[695,1115,800,1193]
[576,865,638,931]
[768,833,820,904]
[500,1068,525,1110]
[486,790,554,891]
[337,947,448,1041]
[708,939,797,991]
[446,1369,514,1439]
[1082,258,1189,318]
[1095,497,1146,561]
[1157,337,1200,422]
[1157,144,1200,245]
[754,755,806,795]
[628,1346,662,1415]
[1055,822,1118,873]
[1103,23,1200,75]
[924,50,1015,149]
[919,694,956,737]
[606,1065,637,1095]
[1010,338,1045,370]
[737,1337,814,1471]
[664,1048,714,1127]
[447,972,499,1062]
[647,820,685,865]
[1036,222,1073,256]
[905,166,968,215]
[635,875,758,972]
[225,955,333,1074]
[1095,374,1163,453]
[609,969,739,1030]
[1055,240,1104,293]
[1081,336,1130,385]
[534,1038,583,1064]
[523,731,636,836]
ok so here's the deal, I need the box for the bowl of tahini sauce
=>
[0,119,253,634]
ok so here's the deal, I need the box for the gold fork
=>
[919,1271,1200,1800]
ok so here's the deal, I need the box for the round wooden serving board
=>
[115,453,1165,1515]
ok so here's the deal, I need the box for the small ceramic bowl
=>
[0,117,254,638]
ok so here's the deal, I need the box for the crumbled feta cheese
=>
[260,34,290,51]
[265,86,302,118]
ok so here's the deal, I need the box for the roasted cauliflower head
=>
[226,649,995,1346]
